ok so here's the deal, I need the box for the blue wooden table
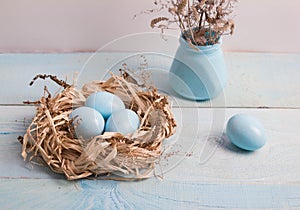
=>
[0,52,299,209]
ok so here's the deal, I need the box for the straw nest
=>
[19,72,176,180]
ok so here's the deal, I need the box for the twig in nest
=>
[18,136,24,144]
[23,100,41,105]
[29,74,70,89]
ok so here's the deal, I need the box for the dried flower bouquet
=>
[149,0,236,46]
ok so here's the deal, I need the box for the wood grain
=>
[0,179,299,209]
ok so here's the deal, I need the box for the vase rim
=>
[179,35,222,54]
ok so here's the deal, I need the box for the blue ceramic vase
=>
[169,36,227,100]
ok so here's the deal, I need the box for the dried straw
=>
[19,73,176,180]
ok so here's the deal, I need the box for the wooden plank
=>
[0,178,299,209]
[0,52,127,104]
[0,106,299,184]
[0,52,300,108]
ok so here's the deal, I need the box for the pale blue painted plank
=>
[117,180,300,209]
[0,52,300,108]
[0,106,299,184]
[0,178,299,209]
[0,52,128,104]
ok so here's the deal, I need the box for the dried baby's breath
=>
[19,73,176,180]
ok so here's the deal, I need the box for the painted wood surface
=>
[0,105,299,209]
[0,52,300,108]
[1,179,300,209]
[0,52,299,209]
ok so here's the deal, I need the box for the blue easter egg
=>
[226,114,267,151]
[85,91,125,119]
[69,107,105,139]
[105,109,140,135]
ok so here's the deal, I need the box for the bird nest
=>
[19,72,176,180]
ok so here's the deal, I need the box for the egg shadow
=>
[218,133,256,155]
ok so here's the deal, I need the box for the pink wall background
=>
[0,0,299,53]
